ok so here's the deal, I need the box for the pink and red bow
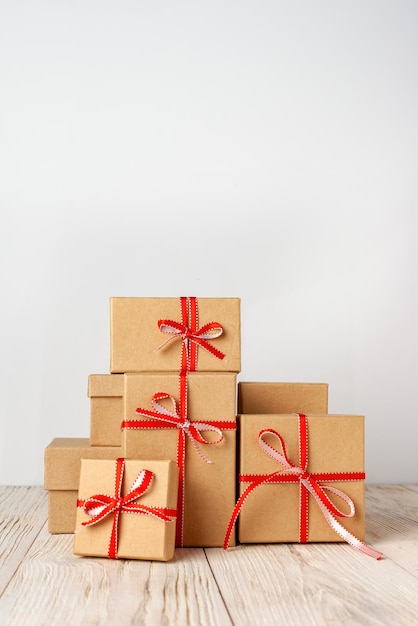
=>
[77,458,177,559]
[157,296,225,371]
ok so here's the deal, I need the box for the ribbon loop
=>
[131,388,225,463]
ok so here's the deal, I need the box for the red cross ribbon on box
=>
[122,371,236,546]
[224,414,383,559]
[77,458,177,559]
[156,296,225,371]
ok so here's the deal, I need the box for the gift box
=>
[122,371,237,547]
[110,296,241,373]
[44,438,122,533]
[73,458,178,561]
[230,413,366,547]
[238,382,328,414]
[89,374,124,446]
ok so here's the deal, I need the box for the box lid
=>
[88,374,124,398]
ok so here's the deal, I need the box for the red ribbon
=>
[224,414,382,559]
[77,458,177,559]
[156,296,225,371]
[122,372,236,546]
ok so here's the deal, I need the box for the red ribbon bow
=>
[122,372,236,546]
[224,414,382,559]
[77,458,177,559]
[156,296,225,371]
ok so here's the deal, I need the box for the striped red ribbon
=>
[77,458,177,559]
[224,414,382,559]
[122,372,236,546]
[157,296,225,371]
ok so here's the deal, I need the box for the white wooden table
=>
[1,485,418,625]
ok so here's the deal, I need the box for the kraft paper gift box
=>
[73,458,178,561]
[232,413,366,546]
[110,296,241,373]
[44,438,122,533]
[122,371,237,547]
[89,374,124,446]
[238,382,328,414]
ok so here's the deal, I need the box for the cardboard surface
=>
[73,459,178,561]
[238,414,365,544]
[123,372,237,547]
[48,490,78,533]
[88,374,124,397]
[88,375,124,447]
[110,297,241,373]
[44,438,122,491]
[90,397,124,446]
[238,382,329,414]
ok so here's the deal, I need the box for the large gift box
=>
[228,413,366,547]
[44,438,122,533]
[122,371,237,547]
[73,458,178,561]
[89,374,124,446]
[110,296,241,373]
[238,382,328,414]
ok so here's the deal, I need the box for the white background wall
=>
[1,1,417,486]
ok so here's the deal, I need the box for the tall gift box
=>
[74,458,178,561]
[122,371,237,547]
[110,296,241,373]
[89,374,124,446]
[238,382,328,414]
[225,413,374,552]
[44,438,122,533]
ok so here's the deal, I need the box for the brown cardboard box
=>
[88,374,124,446]
[122,372,237,547]
[237,414,365,544]
[44,438,122,533]
[238,382,328,414]
[110,297,241,373]
[48,490,78,534]
[73,458,178,561]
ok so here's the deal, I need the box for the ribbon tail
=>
[224,480,263,550]
[307,481,383,560]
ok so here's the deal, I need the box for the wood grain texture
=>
[366,484,418,576]
[403,483,418,494]
[1,485,418,626]
[0,486,47,596]
[0,525,231,626]
[206,541,418,625]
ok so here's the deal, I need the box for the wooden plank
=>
[403,483,418,494]
[2,485,418,625]
[366,484,418,576]
[205,541,418,625]
[0,486,47,596]
[205,485,418,625]
[0,521,231,626]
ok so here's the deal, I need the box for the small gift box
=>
[44,438,123,533]
[238,382,328,414]
[89,374,124,446]
[73,458,178,561]
[224,413,382,559]
[110,296,241,373]
[122,371,237,547]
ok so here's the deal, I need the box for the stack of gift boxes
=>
[44,296,381,561]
